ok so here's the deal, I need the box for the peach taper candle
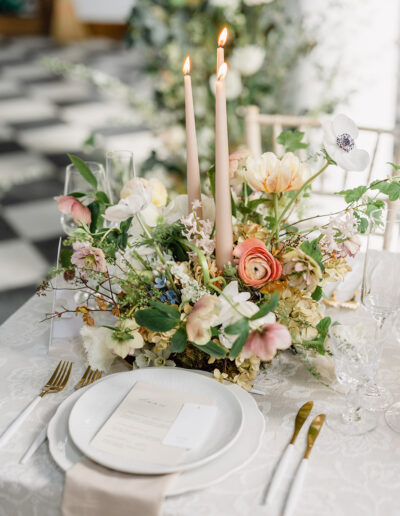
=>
[215,62,233,270]
[217,27,228,74]
[183,56,202,218]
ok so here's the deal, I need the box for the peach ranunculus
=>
[186,295,220,346]
[229,149,251,181]
[242,323,291,361]
[55,195,91,225]
[244,152,311,194]
[233,238,282,288]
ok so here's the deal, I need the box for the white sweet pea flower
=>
[322,114,369,171]
[104,178,152,222]
[231,45,266,76]
[216,281,275,349]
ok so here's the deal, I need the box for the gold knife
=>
[283,414,326,516]
[264,401,313,505]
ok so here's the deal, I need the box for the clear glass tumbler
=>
[106,150,135,204]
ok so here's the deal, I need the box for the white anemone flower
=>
[216,281,275,349]
[322,114,369,171]
[104,178,152,222]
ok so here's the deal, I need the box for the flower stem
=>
[276,161,330,228]
[272,193,279,241]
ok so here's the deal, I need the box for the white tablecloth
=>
[1,276,400,516]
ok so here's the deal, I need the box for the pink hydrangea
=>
[71,243,107,273]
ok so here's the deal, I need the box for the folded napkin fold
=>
[61,458,178,516]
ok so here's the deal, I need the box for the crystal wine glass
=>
[61,161,107,236]
[360,211,400,411]
[328,318,380,435]
[106,150,135,204]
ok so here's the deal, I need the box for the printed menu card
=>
[91,380,217,466]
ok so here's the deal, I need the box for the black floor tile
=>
[0,215,18,240]
[2,177,64,205]
[10,118,64,132]
[0,284,37,324]
[0,140,25,154]
[33,236,62,264]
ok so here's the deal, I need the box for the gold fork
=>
[0,360,72,447]
[20,365,102,465]
[74,366,102,390]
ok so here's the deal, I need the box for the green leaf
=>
[277,130,307,153]
[60,248,73,268]
[250,291,279,320]
[193,340,226,358]
[336,185,367,203]
[370,180,400,201]
[225,318,249,335]
[357,216,369,234]
[229,330,250,359]
[96,191,110,204]
[149,300,180,318]
[169,326,187,353]
[68,192,86,198]
[387,161,400,171]
[300,238,324,272]
[207,165,215,200]
[120,217,133,235]
[134,308,179,332]
[311,285,323,301]
[88,201,101,232]
[317,316,331,334]
[67,154,98,190]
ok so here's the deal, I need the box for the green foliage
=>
[336,185,367,203]
[170,326,188,353]
[302,316,331,355]
[311,286,323,302]
[192,340,227,359]
[67,154,98,189]
[60,248,73,268]
[370,179,400,201]
[250,291,279,320]
[225,318,250,359]
[277,130,307,153]
[134,305,180,332]
[140,222,188,262]
[300,238,324,272]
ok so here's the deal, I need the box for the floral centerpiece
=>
[39,113,400,390]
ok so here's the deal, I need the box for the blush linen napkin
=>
[61,457,178,516]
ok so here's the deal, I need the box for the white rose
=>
[231,45,266,76]
[209,68,243,100]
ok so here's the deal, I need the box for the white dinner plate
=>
[48,373,265,496]
[68,368,244,474]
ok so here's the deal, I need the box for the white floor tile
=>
[28,80,92,102]
[0,79,22,97]
[18,124,89,153]
[60,101,139,128]
[3,199,62,240]
[99,130,157,164]
[0,152,54,190]
[2,62,54,82]
[0,240,49,290]
[0,98,56,123]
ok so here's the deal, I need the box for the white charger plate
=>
[48,372,264,496]
[68,368,243,474]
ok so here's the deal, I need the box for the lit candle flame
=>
[183,56,191,75]
[218,27,228,47]
[217,62,228,81]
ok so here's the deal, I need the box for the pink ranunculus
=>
[71,243,107,273]
[242,323,291,361]
[233,238,282,288]
[55,196,91,225]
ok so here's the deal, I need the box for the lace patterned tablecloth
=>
[1,272,400,516]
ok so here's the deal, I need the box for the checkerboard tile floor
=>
[0,36,154,324]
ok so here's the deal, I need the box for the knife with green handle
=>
[283,414,326,516]
[263,401,313,505]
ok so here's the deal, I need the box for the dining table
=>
[0,256,400,516]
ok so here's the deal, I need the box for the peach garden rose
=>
[233,238,282,288]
